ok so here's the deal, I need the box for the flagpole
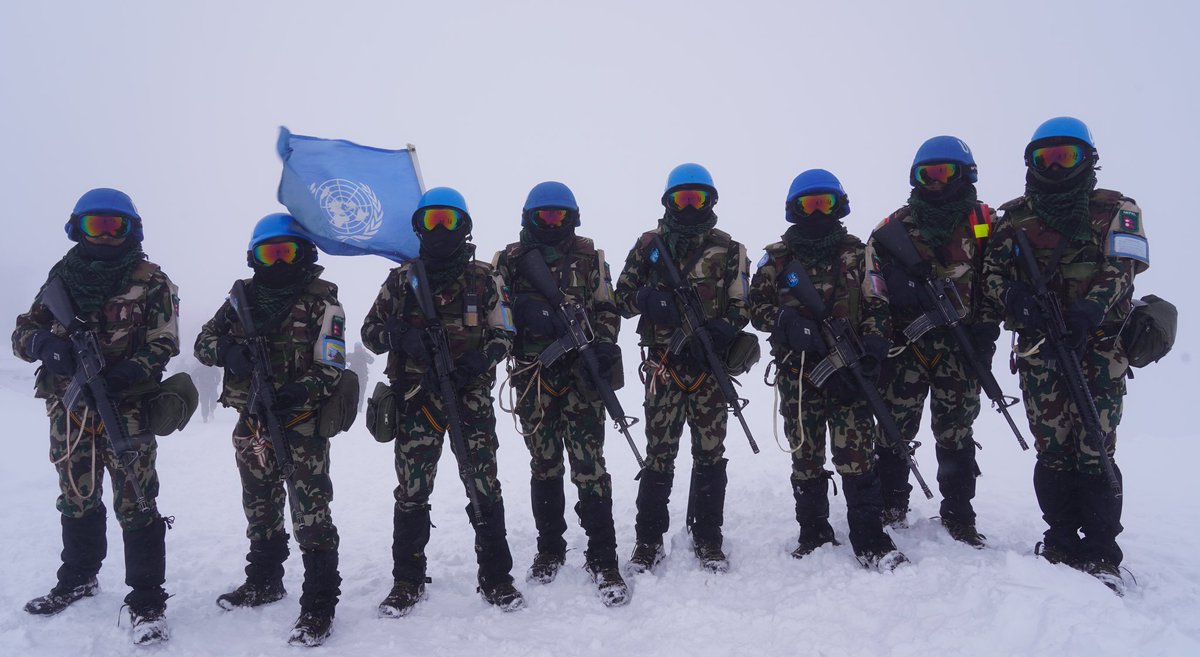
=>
[408,143,426,194]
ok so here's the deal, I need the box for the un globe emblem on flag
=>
[310,178,383,242]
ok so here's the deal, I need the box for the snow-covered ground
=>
[1,358,1197,657]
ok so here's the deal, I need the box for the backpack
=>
[1121,294,1177,368]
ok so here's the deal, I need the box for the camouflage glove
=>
[590,341,622,380]
[28,329,75,376]
[968,322,1001,360]
[513,296,559,339]
[103,360,146,394]
[881,262,925,309]
[217,337,254,379]
[1064,300,1104,353]
[776,307,823,354]
[1003,282,1042,331]
[634,288,680,327]
[857,334,890,382]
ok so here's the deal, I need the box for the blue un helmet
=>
[411,186,472,232]
[522,181,580,228]
[1025,116,1097,165]
[65,187,144,242]
[246,212,316,266]
[786,168,850,221]
[910,136,978,186]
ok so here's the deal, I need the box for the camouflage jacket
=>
[361,259,512,392]
[613,226,750,348]
[863,203,1001,329]
[749,235,889,365]
[493,234,620,362]
[13,259,181,430]
[982,188,1147,343]
[194,268,345,413]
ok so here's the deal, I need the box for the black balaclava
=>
[783,198,848,267]
[78,235,140,261]
[1024,138,1098,240]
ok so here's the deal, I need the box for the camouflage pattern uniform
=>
[361,256,517,591]
[750,235,900,556]
[983,189,1146,570]
[863,205,1000,529]
[13,259,179,615]
[493,235,622,571]
[194,267,345,615]
[613,226,750,556]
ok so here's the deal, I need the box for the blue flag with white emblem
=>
[276,127,424,262]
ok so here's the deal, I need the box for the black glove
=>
[1064,300,1104,353]
[703,318,737,352]
[273,382,309,412]
[395,325,433,366]
[776,307,823,354]
[857,335,891,382]
[1004,282,1042,331]
[513,297,559,339]
[635,288,680,328]
[881,263,924,309]
[590,341,622,381]
[822,371,862,405]
[103,360,145,394]
[968,321,1002,361]
[449,349,490,390]
[29,329,75,376]
[217,337,253,379]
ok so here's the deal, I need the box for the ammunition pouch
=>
[314,369,360,438]
[146,372,199,436]
[365,381,399,443]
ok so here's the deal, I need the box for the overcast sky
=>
[1,0,1193,433]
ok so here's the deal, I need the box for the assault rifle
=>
[1013,230,1121,495]
[649,235,759,454]
[778,261,934,499]
[229,279,296,481]
[407,258,486,524]
[42,276,154,513]
[873,219,1030,451]
[516,251,646,472]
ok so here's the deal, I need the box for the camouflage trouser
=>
[49,404,160,530]
[881,330,982,451]
[393,385,504,513]
[777,364,875,482]
[514,367,613,499]
[641,358,728,475]
[1015,337,1125,474]
[233,412,340,552]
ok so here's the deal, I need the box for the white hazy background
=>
[1,2,1196,656]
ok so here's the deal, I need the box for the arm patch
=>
[315,303,347,369]
[1109,232,1149,265]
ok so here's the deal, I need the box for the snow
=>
[2,359,1198,657]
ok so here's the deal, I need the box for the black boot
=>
[1078,464,1126,595]
[688,459,729,573]
[937,443,984,547]
[527,476,568,584]
[843,472,908,571]
[628,469,672,575]
[288,548,340,646]
[217,532,289,610]
[25,510,107,616]
[1033,461,1084,567]
[791,475,838,559]
[577,493,628,607]
[123,516,169,646]
[469,501,525,612]
[875,445,913,528]
[380,505,431,618]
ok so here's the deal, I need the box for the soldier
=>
[191,355,222,422]
[983,117,1146,594]
[749,169,906,569]
[863,136,1001,546]
[614,163,750,574]
[493,181,629,606]
[13,188,178,645]
[195,213,345,646]
[362,187,525,616]
[347,342,374,412]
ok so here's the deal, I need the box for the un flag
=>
[276,127,423,261]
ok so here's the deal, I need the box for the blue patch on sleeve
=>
[757,252,770,268]
[319,338,346,369]
[1110,232,1149,264]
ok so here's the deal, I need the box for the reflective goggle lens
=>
[1031,144,1087,170]
[533,209,569,227]
[914,162,959,185]
[668,188,709,210]
[78,214,132,238]
[796,193,838,215]
[253,241,301,266]
[420,207,462,231]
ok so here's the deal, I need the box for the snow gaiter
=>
[245,532,290,585]
[1078,463,1124,567]
[936,443,978,525]
[875,444,913,516]
[1033,461,1083,559]
[469,501,515,587]
[841,472,889,555]
[634,469,673,545]
[57,509,107,589]
[391,505,431,584]
[687,459,728,547]
[531,476,568,557]
[122,516,168,613]
[576,493,619,569]
[299,547,341,616]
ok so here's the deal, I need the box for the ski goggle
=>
[1029,143,1088,170]
[793,193,839,216]
[78,214,132,238]
[418,207,463,231]
[531,208,570,227]
[667,188,710,210]
[913,162,960,186]
[252,240,301,266]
